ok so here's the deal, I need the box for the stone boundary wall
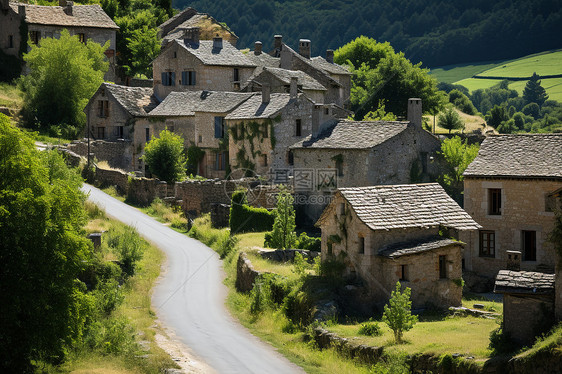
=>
[210,203,230,228]
[235,252,263,293]
[176,179,237,216]
[66,139,133,171]
[95,166,129,194]
[127,178,167,206]
[59,148,83,168]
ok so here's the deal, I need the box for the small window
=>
[173,51,177,58]
[479,230,495,258]
[327,241,333,256]
[29,31,40,44]
[287,150,294,166]
[168,126,174,133]
[198,135,202,143]
[338,202,345,216]
[116,126,124,138]
[215,151,227,171]
[97,100,109,118]
[161,72,176,86]
[145,128,150,142]
[439,255,447,279]
[181,71,196,86]
[336,158,343,177]
[233,68,240,82]
[260,154,268,167]
[78,33,86,44]
[522,230,536,261]
[214,117,225,138]
[325,107,329,115]
[8,35,13,49]
[400,265,408,281]
[97,127,105,139]
[45,32,53,39]
[488,189,502,215]
[295,119,302,136]
[263,123,269,138]
[358,236,364,254]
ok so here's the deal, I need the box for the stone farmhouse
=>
[316,183,481,309]
[461,134,562,282]
[0,0,118,81]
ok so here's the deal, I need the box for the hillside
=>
[172,0,562,67]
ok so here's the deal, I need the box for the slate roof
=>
[378,236,460,258]
[162,13,238,44]
[310,56,352,76]
[494,270,555,295]
[290,120,410,150]
[464,134,562,179]
[245,53,280,69]
[326,183,481,231]
[103,83,158,117]
[281,43,342,87]
[149,91,256,117]
[177,39,256,67]
[11,2,118,29]
[225,93,297,120]
[262,67,327,91]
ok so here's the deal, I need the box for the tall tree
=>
[523,72,549,107]
[269,188,297,250]
[143,129,187,182]
[438,107,464,134]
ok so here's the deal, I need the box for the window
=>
[338,202,345,216]
[522,230,537,261]
[325,107,329,115]
[262,123,268,138]
[295,119,302,136]
[145,128,150,142]
[479,230,495,257]
[97,100,109,118]
[97,127,105,139]
[173,51,177,58]
[116,126,124,138]
[215,151,227,171]
[358,236,364,254]
[78,33,86,44]
[233,68,240,82]
[161,72,175,86]
[214,117,225,138]
[336,158,343,177]
[45,32,53,39]
[29,31,40,44]
[8,35,13,48]
[439,255,447,279]
[400,265,408,281]
[287,151,294,166]
[168,126,174,133]
[488,189,502,215]
[181,71,196,86]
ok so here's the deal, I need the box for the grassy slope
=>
[429,61,506,84]
[0,82,22,109]
[477,50,562,78]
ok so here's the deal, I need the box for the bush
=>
[84,317,138,355]
[295,232,321,251]
[106,225,145,276]
[282,285,315,328]
[229,190,275,233]
[292,252,308,278]
[383,282,418,343]
[358,320,382,336]
[188,214,239,259]
[250,278,272,315]
[92,279,124,316]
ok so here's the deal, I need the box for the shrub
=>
[250,278,272,315]
[292,252,308,278]
[382,282,418,343]
[188,214,239,258]
[282,285,315,328]
[358,320,382,336]
[268,188,297,249]
[142,129,186,182]
[84,317,138,355]
[229,190,275,233]
[489,325,518,355]
[106,225,145,276]
[92,279,124,316]
[295,232,321,251]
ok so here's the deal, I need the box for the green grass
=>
[476,50,562,78]
[0,82,22,109]
[456,77,562,102]
[430,61,506,84]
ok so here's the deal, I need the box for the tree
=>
[269,188,297,250]
[438,107,464,134]
[143,129,186,182]
[0,115,93,371]
[125,25,161,77]
[362,99,397,121]
[438,136,479,204]
[18,30,108,137]
[486,105,509,129]
[523,72,549,107]
[448,89,477,115]
[382,282,418,344]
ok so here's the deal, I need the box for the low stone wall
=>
[60,148,83,168]
[235,252,262,293]
[258,249,319,263]
[66,139,133,171]
[127,178,167,206]
[210,203,231,228]
[312,328,383,366]
[95,166,129,194]
[177,179,237,216]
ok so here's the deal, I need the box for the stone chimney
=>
[59,0,67,5]
[326,49,334,63]
[18,4,26,17]
[213,36,223,50]
[63,1,73,15]
[407,98,422,128]
[254,41,262,55]
[290,76,298,99]
[262,84,270,103]
[274,35,283,51]
[299,39,311,59]
[506,251,521,271]
[312,105,321,137]
[183,27,200,46]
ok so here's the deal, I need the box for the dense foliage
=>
[229,190,275,234]
[18,30,108,137]
[438,136,479,205]
[438,107,464,134]
[175,0,562,67]
[142,129,187,182]
[267,188,297,249]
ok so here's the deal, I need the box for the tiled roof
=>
[177,39,256,67]
[225,93,296,120]
[149,91,256,117]
[494,270,555,295]
[104,84,158,117]
[290,120,410,150]
[464,134,562,179]
[245,53,280,69]
[262,67,327,91]
[336,183,481,231]
[282,43,342,87]
[162,13,238,44]
[310,56,352,76]
[378,236,460,258]
[11,2,118,29]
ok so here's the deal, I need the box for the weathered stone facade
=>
[66,139,133,171]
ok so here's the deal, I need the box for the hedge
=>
[229,190,274,233]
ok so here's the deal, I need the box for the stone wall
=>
[557,264,562,322]
[461,178,561,278]
[95,166,129,194]
[235,252,262,292]
[176,179,237,215]
[503,293,555,345]
[66,139,133,171]
[210,203,230,228]
[127,178,167,206]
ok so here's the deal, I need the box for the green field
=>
[476,50,562,78]
[429,61,506,84]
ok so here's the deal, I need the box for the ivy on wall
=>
[229,116,280,171]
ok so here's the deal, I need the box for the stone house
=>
[0,0,118,81]
[316,183,481,309]
[158,7,238,47]
[461,134,562,281]
[152,30,257,100]
[139,90,256,178]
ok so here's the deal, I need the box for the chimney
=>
[213,36,223,50]
[183,27,200,46]
[407,98,422,128]
[18,4,25,17]
[506,250,521,271]
[254,41,262,55]
[326,49,334,63]
[59,0,67,5]
[299,39,311,59]
[63,1,73,15]
[290,76,298,99]
[274,35,282,51]
[262,84,270,103]
[312,105,321,137]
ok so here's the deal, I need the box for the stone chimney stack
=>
[506,251,521,271]
[183,27,200,46]
[290,76,298,99]
[18,4,26,17]
[407,98,422,128]
[213,36,223,50]
[254,41,262,55]
[274,35,283,51]
[59,0,67,6]
[63,1,73,15]
[326,49,334,63]
[299,39,311,59]
[262,84,270,103]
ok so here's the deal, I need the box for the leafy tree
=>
[438,136,479,204]
[486,105,509,129]
[125,25,161,77]
[0,115,93,371]
[382,282,418,344]
[497,118,517,134]
[522,102,540,119]
[512,112,526,130]
[449,89,476,115]
[523,72,549,107]
[362,100,397,121]
[269,188,297,249]
[438,107,464,134]
[143,129,186,182]
[18,30,108,137]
